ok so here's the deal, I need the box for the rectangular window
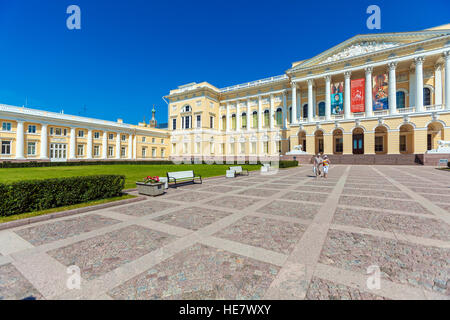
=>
[161,139,164,144]
[1,141,11,154]
[335,138,343,153]
[142,137,146,142]
[141,147,146,158]
[55,128,62,136]
[152,138,156,143]
[210,116,214,129]
[94,132,100,139]
[121,135,126,141]
[108,146,114,157]
[161,148,165,158]
[121,147,126,157]
[63,129,67,136]
[400,135,407,152]
[78,130,84,138]
[172,118,177,130]
[375,137,384,152]
[94,145,100,156]
[109,133,114,140]
[77,144,84,156]
[197,115,201,128]
[2,122,12,131]
[28,125,36,134]
[50,127,54,135]
[152,148,156,158]
[27,142,36,155]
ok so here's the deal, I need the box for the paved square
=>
[0,165,449,300]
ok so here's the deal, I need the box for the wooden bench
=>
[167,170,202,187]
[229,166,249,176]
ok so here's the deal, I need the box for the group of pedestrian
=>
[311,153,331,179]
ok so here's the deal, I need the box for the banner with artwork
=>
[331,82,344,115]
[372,74,389,110]
[350,78,365,113]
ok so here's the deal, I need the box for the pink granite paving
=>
[0,165,449,300]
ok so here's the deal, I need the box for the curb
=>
[0,196,146,231]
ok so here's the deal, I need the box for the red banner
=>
[351,78,365,113]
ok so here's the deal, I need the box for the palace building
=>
[166,25,450,165]
[0,104,169,162]
[1,26,450,164]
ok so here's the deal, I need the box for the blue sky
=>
[0,0,448,125]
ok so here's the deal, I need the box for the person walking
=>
[312,153,322,178]
[322,155,331,179]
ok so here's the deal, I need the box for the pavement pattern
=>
[0,165,449,300]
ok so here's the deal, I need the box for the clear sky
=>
[0,0,449,125]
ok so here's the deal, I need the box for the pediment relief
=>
[320,41,399,64]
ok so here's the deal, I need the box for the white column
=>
[16,120,25,159]
[236,101,241,131]
[69,127,76,159]
[307,80,314,122]
[443,51,450,110]
[133,134,137,159]
[269,94,275,129]
[291,82,297,124]
[226,103,231,132]
[365,67,373,117]
[409,68,416,108]
[388,62,398,115]
[434,63,443,107]
[297,90,301,121]
[87,129,93,159]
[282,92,287,129]
[116,133,121,159]
[102,132,108,159]
[258,96,263,130]
[246,99,251,132]
[40,123,48,159]
[128,134,133,159]
[415,56,425,111]
[344,71,351,119]
[325,75,331,120]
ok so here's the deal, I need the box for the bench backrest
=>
[167,170,195,179]
[229,166,243,173]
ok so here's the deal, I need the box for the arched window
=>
[303,104,308,119]
[241,112,247,129]
[396,91,406,109]
[231,114,236,130]
[252,111,258,128]
[276,108,283,126]
[318,102,325,117]
[221,116,226,130]
[264,110,270,127]
[423,88,431,106]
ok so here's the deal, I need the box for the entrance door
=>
[353,134,364,154]
[50,143,67,162]
[427,134,432,151]
[318,139,324,153]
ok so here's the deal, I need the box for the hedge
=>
[0,161,174,168]
[278,160,299,168]
[0,175,125,216]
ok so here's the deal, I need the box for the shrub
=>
[0,175,125,216]
[0,161,174,168]
[279,160,299,168]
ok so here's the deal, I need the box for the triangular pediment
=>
[289,30,450,71]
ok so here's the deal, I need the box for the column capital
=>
[388,61,398,70]
[435,63,444,71]
[365,66,373,74]
[291,82,297,89]
[442,51,450,59]
[307,79,314,86]
[324,75,331,82]
[414,56,425,65]
[344,71,352,79]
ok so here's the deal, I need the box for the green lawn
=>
[0,164,261,189]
